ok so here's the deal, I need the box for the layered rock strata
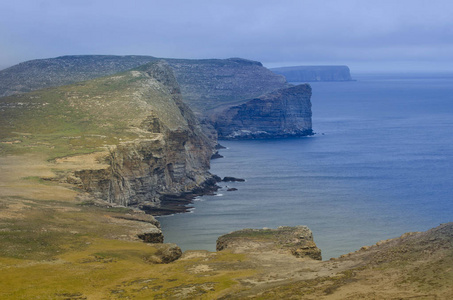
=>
[167,58,288,113]
[0,60,218,209]
[212,84,313,139]
[216,226,322,260]
[72,62,218,207]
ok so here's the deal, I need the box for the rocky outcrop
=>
[271,65,353,82]
[152,243,183,264]
[213,84,313,139]
[107,211,164,243]
[216,226,322,260]
[222,177,245,182]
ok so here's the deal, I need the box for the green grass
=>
[0,70,152,160]
[0,62,193,160]
[0,195,256,299]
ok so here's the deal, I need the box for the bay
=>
[158,73,453,259]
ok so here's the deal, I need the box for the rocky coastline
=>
[3,56,452,298]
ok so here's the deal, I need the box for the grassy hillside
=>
[0,62,188,159]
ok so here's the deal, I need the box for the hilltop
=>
[0,55,315,141]
[0,55,288,114]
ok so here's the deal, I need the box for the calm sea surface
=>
[158,73,453,259]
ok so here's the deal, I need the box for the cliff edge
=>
[0,55,288,114]
[0,61,217,209]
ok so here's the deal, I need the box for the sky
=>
[1,0,453,73]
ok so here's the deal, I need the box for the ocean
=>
[158,73,453,259]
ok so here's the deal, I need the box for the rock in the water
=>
[211,151,224,159]
[216,226,322,260]
[222,177,245,182]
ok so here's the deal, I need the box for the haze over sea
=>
[158,73,453,259]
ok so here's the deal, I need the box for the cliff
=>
[271,65,353,82]
[212,84,313,139]
[0,60,217,208]
[0,55,288,114]
[167,58,288,113]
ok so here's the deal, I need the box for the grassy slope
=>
[0,193,255,299]
[0,64,257,299]
[1,63,452,299]
[0,67,186,160]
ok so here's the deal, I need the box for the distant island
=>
[270,65,353,82]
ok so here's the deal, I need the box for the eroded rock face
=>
[213,84,313,139]
[216,226,322,260]
[73,61,217,207]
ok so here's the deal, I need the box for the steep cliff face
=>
[213,84,313,139]
[0,60,216,207]
[168,58,288,113]
[75,132,215,207]
[73,62,217,207]
[271,65,353,82]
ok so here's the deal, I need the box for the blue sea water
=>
[158,73,453,259]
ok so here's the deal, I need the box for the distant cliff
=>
[212,84,312,139]
[168,58,288,113]
[0,55,321,141]
[0,55,288,114]
[270,65,353,82]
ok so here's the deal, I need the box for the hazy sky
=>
[1,0,452,72]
